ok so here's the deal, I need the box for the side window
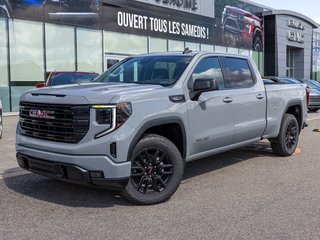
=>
[191,57,225,90]
[220,57,255,89]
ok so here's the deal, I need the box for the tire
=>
[270,114,299,156]
[253,36,263,51]
[123,134,184,205]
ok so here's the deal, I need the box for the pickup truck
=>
[16,52,308,205]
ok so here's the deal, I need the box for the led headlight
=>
[92,103,132,138]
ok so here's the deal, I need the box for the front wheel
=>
[123,134,184,205]
[270,114,299,156]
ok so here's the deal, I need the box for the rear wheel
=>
[270,114,299,156]
[123,134,184,205]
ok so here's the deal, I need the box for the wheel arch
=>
[127,117,187,162]
[283,100,303,130]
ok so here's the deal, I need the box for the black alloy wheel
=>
[131,148,173,194]
[285,121,298,151]
[123,134,184,205]
[270,114,299,156]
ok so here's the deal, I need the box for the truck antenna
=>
[183,47,192,54]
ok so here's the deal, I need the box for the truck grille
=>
[19,102,90,143]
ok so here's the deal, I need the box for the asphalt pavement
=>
[0,113,320,240]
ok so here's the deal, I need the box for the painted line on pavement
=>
[308,116,320,121]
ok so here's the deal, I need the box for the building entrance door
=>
[104,54,127,71]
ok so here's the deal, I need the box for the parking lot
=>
[1,113,320,240]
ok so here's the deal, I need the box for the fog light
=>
[90,171,104,178]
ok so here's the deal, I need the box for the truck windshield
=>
[94,55,193,86]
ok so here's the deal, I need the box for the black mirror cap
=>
[193,78,218,91]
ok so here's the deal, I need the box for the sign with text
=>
[116,11,210,40]
[133,0,215,18]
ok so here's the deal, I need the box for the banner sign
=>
[0,0,265,50]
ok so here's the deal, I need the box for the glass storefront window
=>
[46,23,75,71]
[215,46,227,53]
[252,51,264,75]
[201,44,214,51]
[227,47,239,54]
[239,49,250,56]
[168,40,184,51]
[105,31,147,55]
[0,17,9,112]
[9,19,44,82]
[185,42,200,51]
[149,37,167,53]
[77,28,103,73]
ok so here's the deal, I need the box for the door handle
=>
[256,94,265,100]
[223,97,233,103]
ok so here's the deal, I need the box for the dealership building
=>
[0,0,319,112]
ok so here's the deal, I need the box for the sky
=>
[251,0,320,24]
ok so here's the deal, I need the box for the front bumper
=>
[16,142,131,189]
[16,153,129,189]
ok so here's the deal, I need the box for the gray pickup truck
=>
[16,52,307,204]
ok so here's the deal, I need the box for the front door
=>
[187,56,236,157]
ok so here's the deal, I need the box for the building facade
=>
[0,0,318,112]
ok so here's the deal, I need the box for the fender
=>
[127,117,187,162]
[282,99,303,129]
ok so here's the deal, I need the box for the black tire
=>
[270,114,299,156]
[123,134,184,205]
[253,36,263,51]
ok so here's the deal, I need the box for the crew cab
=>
[16,52,307,204]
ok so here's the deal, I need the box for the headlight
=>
[92,103,132,138]
[116,103,132,128]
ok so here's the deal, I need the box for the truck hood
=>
[22,83,166,104]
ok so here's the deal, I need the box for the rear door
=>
[220,57,267,143]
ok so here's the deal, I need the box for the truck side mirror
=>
[190,78,218,101]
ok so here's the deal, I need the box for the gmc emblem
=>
[29,109,55,119]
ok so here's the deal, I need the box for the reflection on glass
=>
[11,86,35,112]
[105,31,147,55]
[239,49,250,56]
[215,46,227,53]
[9,19,44,82]
[168,40,184,51]
[46,23,75,71]
[149,37,167,53]
[0,17,9,112]
[201,44,214,51]
[77,28,102,73]
[227,47,239,54]
[185,42,200,51]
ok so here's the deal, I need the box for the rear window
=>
[220,57,255,89]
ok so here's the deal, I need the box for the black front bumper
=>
[16,153,128,190]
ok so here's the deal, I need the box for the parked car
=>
[299,80,320,112]
[36,71,99,88]
[264,76,302,84]
[0,100,2,139]
[17,52,307,205]
[221,5,263,50]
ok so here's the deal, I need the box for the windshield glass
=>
[50,73,98,86]
[94,55,193,86]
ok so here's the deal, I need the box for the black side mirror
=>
[190,78,218,101]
